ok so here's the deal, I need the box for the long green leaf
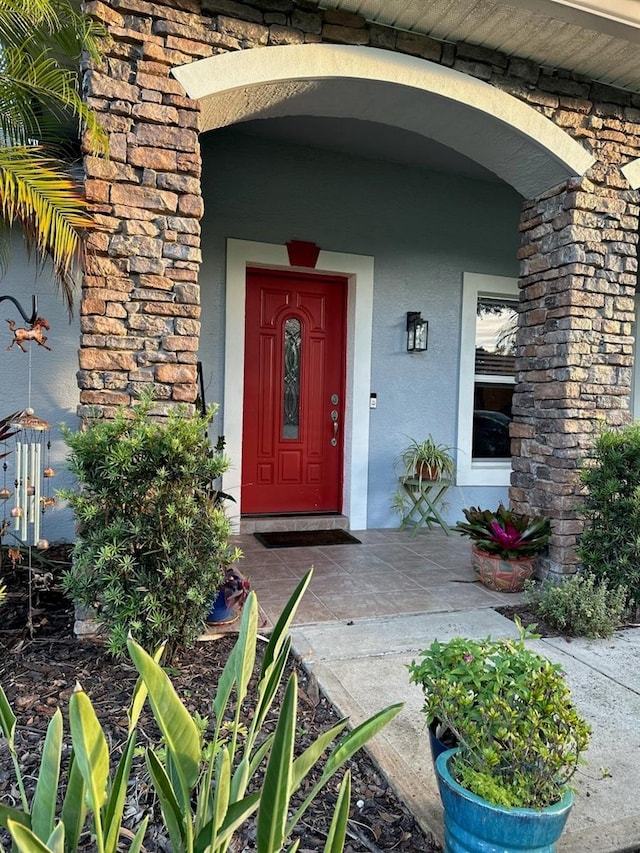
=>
[103,730,138,853]
[218,599,259,815]
[322,704,403,777]
[211,594,258,735]
[211,641,240,725]
[196,792,261,852]
[195,746,231,850]
[202,745,230,851]
[68,685,109,851]
[60,754,86,852]
[260,571,311,680]
[246,733,274,780]
[290,720,348,793]
[256,674,297,853]
[127,639,200,810]
[0,682,17,740]
[233,593,258,708]
[287,703,403,834]
[146,749,185,852]
[230,729,275,812]
[7,819,54,853]
[324,772,351,853]
[0,803,30,831]
[231,641,289,804]
[254,637,291,733]
[129,816,149,853]
[0,681,28,810]
[31,709,62,843]
[194,774,213,842]
[45,821,65,853]
[128,643,165,735]
[231,574,305,805]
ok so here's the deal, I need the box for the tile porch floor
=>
[232,528,522,628]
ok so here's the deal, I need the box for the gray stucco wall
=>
[198,127,523,527]
[1,239,81,543]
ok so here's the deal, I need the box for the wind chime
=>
[0,295,55,551]
[6,410,54,547]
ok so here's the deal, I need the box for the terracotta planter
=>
[470,544,534,593]
[415,462,439,481]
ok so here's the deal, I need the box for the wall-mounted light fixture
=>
[406,312,428,352]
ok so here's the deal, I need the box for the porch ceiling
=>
[175,44,595,197]
[320,0,640,94]
[227,116,501,183]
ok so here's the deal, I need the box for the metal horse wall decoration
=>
[6,317,52,352]
[2,295,52,352]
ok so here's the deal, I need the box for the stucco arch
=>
[173,43,594,198]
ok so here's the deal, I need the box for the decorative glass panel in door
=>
[283,317,301,440]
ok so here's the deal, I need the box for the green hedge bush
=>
[524,574,627,639]
[578,422,640,617]
[60,392,239,658]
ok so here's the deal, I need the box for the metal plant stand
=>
[398,478,452,535]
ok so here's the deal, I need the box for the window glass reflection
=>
[473,298,517,459]
[475,297,517,376]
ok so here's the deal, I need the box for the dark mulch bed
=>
[0,545,441,852]
[493,603,563,638]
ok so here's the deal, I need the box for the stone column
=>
[510,176,638,576]
[79,0,211,418]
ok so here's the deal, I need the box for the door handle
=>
[331,410,338,446]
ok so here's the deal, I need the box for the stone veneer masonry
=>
[81,0,640,574]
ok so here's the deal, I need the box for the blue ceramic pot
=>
[435,749,574,853]
[206,569,250,625]
[206,588,238,624]
[428,720,458,768]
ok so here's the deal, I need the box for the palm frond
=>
[0,146,93,313]
[0,0,107,153]
[0,52,106,153]
[0,220,13,278]
[0,0,107,313]
[51,1,107,65]
[0,0,82,48]
[0,53,80,141]
[0,0,56,47]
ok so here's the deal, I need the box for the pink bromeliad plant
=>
[455,504,551,559]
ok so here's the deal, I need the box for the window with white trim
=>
[457,273,519,486]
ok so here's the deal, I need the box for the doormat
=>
[254,529,361,549]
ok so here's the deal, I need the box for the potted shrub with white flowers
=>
[407,628,591,853]
[455,504,551,592]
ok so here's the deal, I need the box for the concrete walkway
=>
[291,610,640,853]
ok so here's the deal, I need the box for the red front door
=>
[242,268,347,514]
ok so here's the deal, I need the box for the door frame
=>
[223,238,374,531]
